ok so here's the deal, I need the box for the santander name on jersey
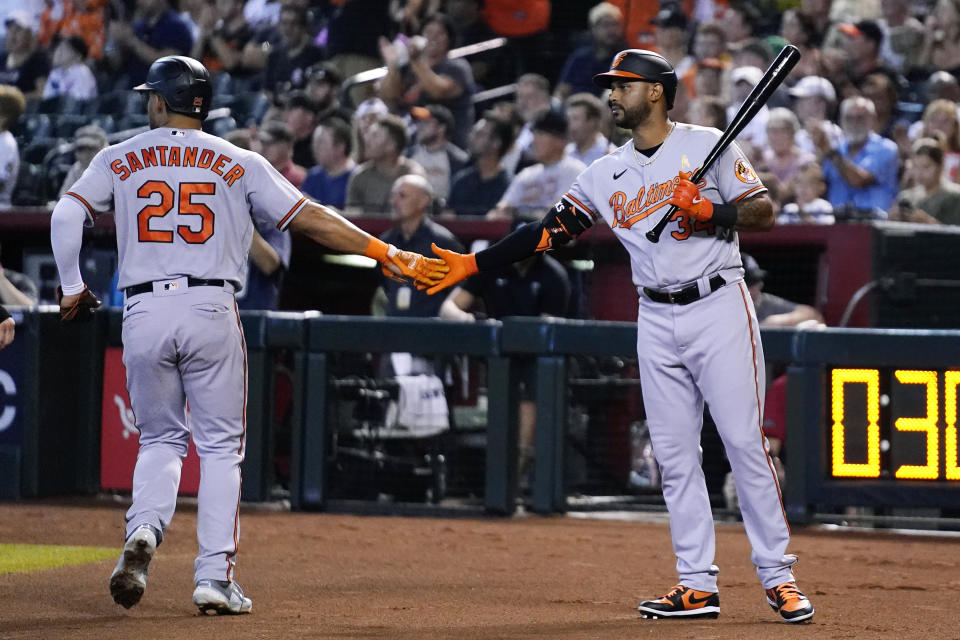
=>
[109,144,246,186]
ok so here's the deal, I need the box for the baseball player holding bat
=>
[50,56,446,614]
[426,50,814,623]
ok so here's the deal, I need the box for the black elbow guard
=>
[537,196,595,251]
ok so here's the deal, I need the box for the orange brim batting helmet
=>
[593,49,678,109]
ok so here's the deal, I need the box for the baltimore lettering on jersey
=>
[110,146,245,185]
[609,175,713,230]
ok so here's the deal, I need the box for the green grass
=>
[0,543,117,575]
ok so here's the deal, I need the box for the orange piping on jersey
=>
[737,281,790,533]
[563,192,598,220]
[733,185,767,202]
[65,191,97,219]
[226,298,247,581]
[276,197,307,230]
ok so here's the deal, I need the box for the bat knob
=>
[645,229,661,243]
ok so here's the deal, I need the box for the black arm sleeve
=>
[475,197,594,271]
[0,305,9,323]
[475,221,541,271]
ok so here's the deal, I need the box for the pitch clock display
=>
[827,368,960,482]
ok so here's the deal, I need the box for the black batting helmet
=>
[134,56,212,121]
[593,49,678,110]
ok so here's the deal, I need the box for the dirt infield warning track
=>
[0,501,957,639]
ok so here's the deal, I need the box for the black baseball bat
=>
[645,44,801,243]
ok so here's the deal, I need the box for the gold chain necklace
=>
[632,122,676,167]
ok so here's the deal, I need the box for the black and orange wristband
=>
[711,203,738,228]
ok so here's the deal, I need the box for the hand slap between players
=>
[364,237,449,288]
[667,171,714,222]
[421,243,479,295]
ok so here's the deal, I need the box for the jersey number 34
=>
[137,180,216,244]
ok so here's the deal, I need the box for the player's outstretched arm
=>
[425,196,595,295]
[288,201,448,288]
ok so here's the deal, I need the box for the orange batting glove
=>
[364,237,449,288]
[422,243,478,295]
[668,171,714,222]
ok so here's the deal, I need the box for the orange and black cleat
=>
[637,584,720,619]
[765,581,815,623]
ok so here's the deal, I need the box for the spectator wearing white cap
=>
[58,124,107,198]
[0,10,49,97]
[352,97,390,164]
[789,75,844,155]
[725,66,768,159]
[42,35,96,101]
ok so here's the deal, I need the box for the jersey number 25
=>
[137,181,216,244]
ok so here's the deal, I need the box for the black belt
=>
[125,277,226,297]
[643,274,726,305]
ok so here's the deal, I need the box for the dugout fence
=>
[4,310,960,529]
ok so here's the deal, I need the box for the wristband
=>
[0,305,9,323]
[363,236,390,262]
[711,202,738,227]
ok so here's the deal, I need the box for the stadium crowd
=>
[0,0,958,228]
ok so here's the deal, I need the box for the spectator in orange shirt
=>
[40,0,107,61]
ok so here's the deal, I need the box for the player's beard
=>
[613,100,652,130]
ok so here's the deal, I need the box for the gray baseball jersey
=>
[65,127,307,290]
[566,123,765,289]
[562,122,798,593]
[65,126,308,584]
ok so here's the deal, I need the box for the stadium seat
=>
[11,162,47,206]
[203,115,237,138]
[54,114,91,139]
[12,113,52,141]
[232,92,271,126]
[210,71,234,96]
[89,114,116,134]
[212,93,237,110]
[36,96,64,114]
[124,90,146,114]
[117,114,149,131]
[94,90,131,116]
[21,137,61,164]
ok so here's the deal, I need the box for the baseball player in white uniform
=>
[424,50,814,623]
[50,56,446,614]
